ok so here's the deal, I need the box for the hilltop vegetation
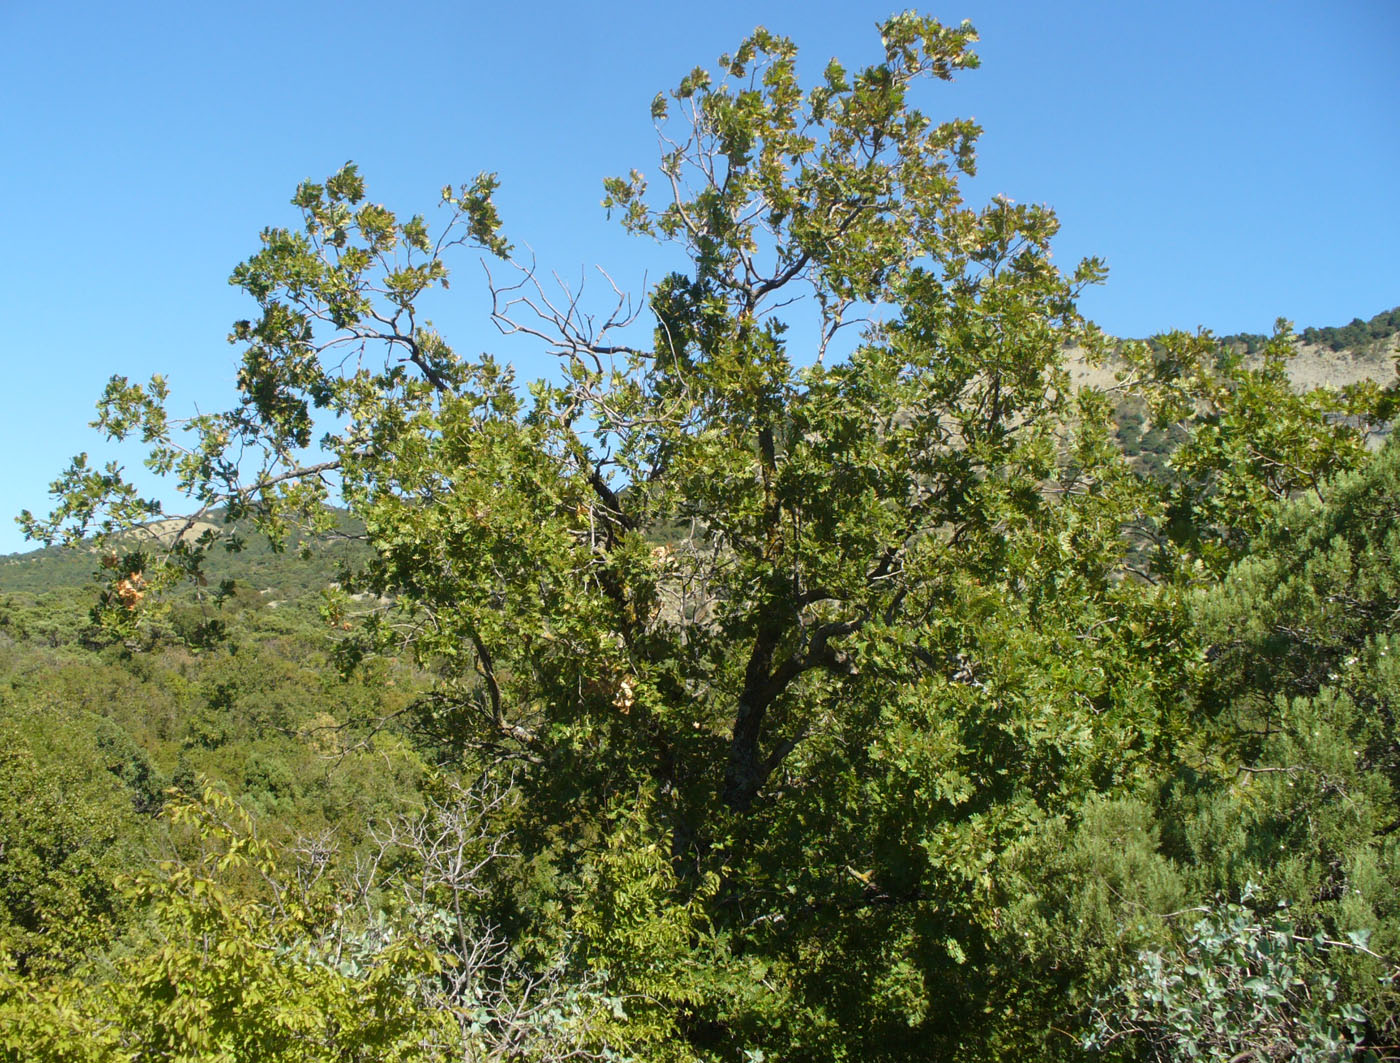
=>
[1214,305,1400,357]
[3,15,1399,1062]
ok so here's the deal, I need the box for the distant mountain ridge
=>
[1068,305,1400,394]
[0,509,369,597]
[1217,305,1400,357]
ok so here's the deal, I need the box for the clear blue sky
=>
[2,0,1396,554]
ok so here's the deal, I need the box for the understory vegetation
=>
[3,14,1398,1061]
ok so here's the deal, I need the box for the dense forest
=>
[3,15,1399,1062]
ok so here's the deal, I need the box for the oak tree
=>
[25,14,1200,1057]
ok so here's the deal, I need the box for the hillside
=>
[1067,305,1400,394]
[0,509,371,597]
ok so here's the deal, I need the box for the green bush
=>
[1086,892,1369,1062]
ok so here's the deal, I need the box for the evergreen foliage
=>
[1300,307,1400,354]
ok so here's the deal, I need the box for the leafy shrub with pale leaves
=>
[1086,892,1371,1062]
